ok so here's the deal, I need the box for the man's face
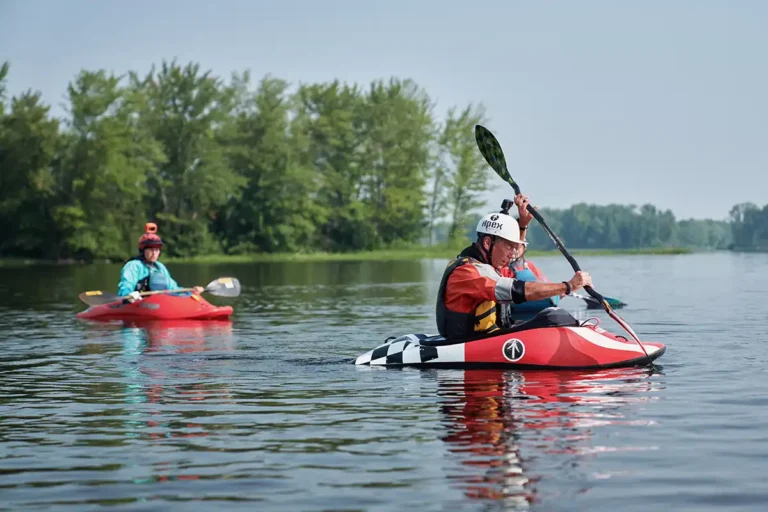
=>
[490,237,524,270]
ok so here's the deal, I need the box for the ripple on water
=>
[2,254,768,510]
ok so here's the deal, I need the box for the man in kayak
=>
[117,223,204,303]
[436,195,592,340]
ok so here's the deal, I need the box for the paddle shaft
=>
[78,277,240,307]
[138,287,199,297]
[521,199,653,366]
[523,205,604,302]
[509,179,616,307]
[526,204,643,324]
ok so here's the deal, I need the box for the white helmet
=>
[476,212,527,244]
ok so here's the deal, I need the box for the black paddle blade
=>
[205,277,241,297]
[576,293,627,309]
[584,297,627,310]
[474,125,521,195]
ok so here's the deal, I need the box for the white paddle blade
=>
[205,277,241,297]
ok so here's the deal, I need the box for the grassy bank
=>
[165,246,692,264]
[0,246,693,267]
[0,257,55,267]
[556,247,691,256]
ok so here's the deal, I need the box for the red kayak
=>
[76,293,233,321]
[355,308,665,370]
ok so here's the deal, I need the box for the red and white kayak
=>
[76,293,233,321]
[355,310,665,370]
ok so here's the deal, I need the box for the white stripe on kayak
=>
[432,343,465,364]
[355,350,374,365]
[565,327,661,355]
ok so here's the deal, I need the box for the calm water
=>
[2,252,768,511]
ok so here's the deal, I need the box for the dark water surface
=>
[1,252,767,511]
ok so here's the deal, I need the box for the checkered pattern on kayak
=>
[355,334,464,366]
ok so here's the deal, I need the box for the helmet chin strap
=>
[478,235,497,264]
[488,201,512,264]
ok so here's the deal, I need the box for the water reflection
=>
[120,319,235,355]
[116,318,235,402]
[435,368,661,509]
[117,320,235,484]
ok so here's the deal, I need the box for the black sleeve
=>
[511,280,526,304]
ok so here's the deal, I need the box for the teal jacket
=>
[117,259,181,296]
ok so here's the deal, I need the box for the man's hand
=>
[514,194,534,228]
[568,271,592,292]
[126,291,142,303]
[192,286,205,295]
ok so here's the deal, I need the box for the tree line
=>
[728,203,768,251]
[518,203,733,251]
[0,59,490,260]
[0,59,762,260]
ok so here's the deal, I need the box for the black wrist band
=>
[520,225,528,230]
[562,281,571,295]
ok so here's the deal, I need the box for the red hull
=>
[76,293,233,321]
[462,325,664,368]
[356,324,665,369]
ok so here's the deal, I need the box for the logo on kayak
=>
[502,338,525,362]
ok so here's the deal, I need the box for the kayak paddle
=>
[474,124,655,369]
[78,277,241,307]
[571,292,626,309]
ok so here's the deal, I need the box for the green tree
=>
[0,61,8,114]
[54,70,166,259]
[0,64,61,258]
[437,104,490,243]
[218,73,324,253]
[359,78,434,246]
[729,202,763,249]
[678,219,731,249]
[294,80,370,250]
[132,60,246,256]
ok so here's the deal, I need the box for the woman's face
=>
[143,247,161,263]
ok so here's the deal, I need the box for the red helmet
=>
[137,222,165,250]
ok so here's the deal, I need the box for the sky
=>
[1,0,766,221]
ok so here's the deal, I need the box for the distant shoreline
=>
[0,246,694,267]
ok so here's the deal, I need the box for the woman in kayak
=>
[510,251,552,285]
[508,244,563,306]
[117,223,204,303]
[436,195,592,340]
